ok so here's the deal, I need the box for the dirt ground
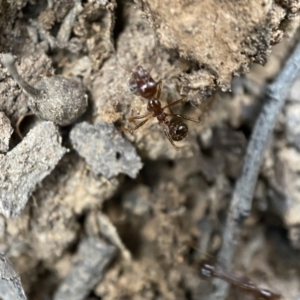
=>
[0,0,300,299]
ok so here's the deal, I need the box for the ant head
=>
[135,65,149,78]
[169,117,188,141]
[128,65,157,99]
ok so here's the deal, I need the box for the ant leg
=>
[162,95,188,110]
[166,113,201,123]
[129,117,152,133]
[129,112,151,122]
[156,80,162,99]
[163,127,179,151]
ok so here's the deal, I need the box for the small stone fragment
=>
[53,238,116,300]
[70,122,143,179]
[0,53,88,126]
[0,112,13,154]
[0,122,67,218]
[0,253,26,300]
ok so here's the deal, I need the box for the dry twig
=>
[209,39,300,299]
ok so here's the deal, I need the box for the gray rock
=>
[70,122,143,179]
[0,253,26,300]
[0,121,66,217]
[54,238,116,300]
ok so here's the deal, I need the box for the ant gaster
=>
[126,65,200,150]
[199,260,281,300]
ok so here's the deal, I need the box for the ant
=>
[198,260,281,300]
[125,65,200,150]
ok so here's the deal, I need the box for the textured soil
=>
[0,0,300,300]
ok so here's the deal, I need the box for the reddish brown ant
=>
[124,64,200,150]
[198,260,281,300]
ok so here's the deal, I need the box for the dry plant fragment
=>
[70,122,143,179]
[57,0,83,44]
[0,53,88,126]
[97,212,132,262]
[210,40,300,300]
[0,122,66,218]
[53,238,116,300]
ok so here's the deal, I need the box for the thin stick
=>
[208,40,300,300]
[0,53,41,98]
[56,0,82,44]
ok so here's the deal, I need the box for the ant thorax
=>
[128,66,157,99]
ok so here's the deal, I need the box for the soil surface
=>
[0,0,299,300]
